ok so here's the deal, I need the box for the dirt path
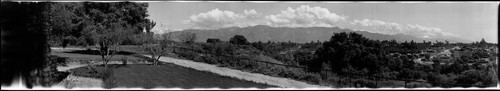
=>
[146,54,326,88]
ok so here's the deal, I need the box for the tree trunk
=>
[105,48,110,67]
[60,36,64,48]
[155,56,161,65]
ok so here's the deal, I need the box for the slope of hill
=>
[173,25,469,43]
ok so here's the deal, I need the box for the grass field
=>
[54,46,276,89]
[108,64,276,89]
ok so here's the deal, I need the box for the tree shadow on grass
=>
[53,71,70,85]
[64,49,136,55]
[70,64,127,79]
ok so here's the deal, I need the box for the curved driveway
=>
[145,54,326,88]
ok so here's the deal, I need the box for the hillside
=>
[173,25,470,43]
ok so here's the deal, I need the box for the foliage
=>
[168,31,497,88]
[206,38,221,43]
[312,32,387,75]
[229,35,250,45]
[44,2,153,46]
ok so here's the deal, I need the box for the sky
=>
[147,2,498,43]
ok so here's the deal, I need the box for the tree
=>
[479,38,487,45]
[44,2,151,46]
[177,32,197,44]
[93,27,127,67]
[455,69,485,86]
[62,36,78,48]
[140,32,174,65]
[79,2,151,67]
[311,32,386,74]
[45,3,82,46]
[206,38,221,43]
[229,35,250,45]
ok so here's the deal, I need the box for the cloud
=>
[184,9,263,29]
[264,5,349,28]
[182,5,457,38]
[347,19,457,38]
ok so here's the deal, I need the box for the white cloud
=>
[264,5,348,28]
[346,19,457,38]
[184,9,264,29]
[182,5,457,38]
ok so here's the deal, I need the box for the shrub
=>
[99,68,114,80]
[120,57,128,65]
[206,38,221,43]
[48,55,68,66]
[407,82,432,88]
[177,50,198,60]
[100,68,117,89]
[427,73,457,87]
[76,37,88,47]
[62,36,78,47]
[352,79,376,88]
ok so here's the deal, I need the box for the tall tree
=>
[229,35,250,45]
[46,3,82,46]
[311,32,386,74]
[78,2,151,67]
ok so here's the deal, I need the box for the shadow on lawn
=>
[53,71,70,85]
[64,49,136,55]
[70,64,126,79]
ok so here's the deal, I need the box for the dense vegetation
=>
[172,32,497,87]
[45,2,154,47]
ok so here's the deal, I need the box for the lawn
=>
[109,64,276,89]
[70,64,276,89]
[55,46,277,89]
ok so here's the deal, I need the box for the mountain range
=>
[171,25,471,43]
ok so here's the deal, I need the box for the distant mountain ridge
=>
[173,25,470,43]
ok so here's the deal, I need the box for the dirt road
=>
[145,54,326,88]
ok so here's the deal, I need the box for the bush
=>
[120,57,128,65]
[101,68,117,89]
[352,79,376,88]
[62,36,78,47]
[426,73,457,87]
[76,37,88,47]
[407,82,432,88]
[177,50,198,60]
[48,55,68,66]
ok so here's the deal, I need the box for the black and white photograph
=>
[1,0,499,90]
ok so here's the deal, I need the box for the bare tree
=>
[140,29,175,65]
[177,32,197,44]
[94,30,124,67]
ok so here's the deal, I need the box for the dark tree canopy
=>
[310,32,387,74]
[207,38,221,43]
[229,35,250,45]
[45,2,153,46]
